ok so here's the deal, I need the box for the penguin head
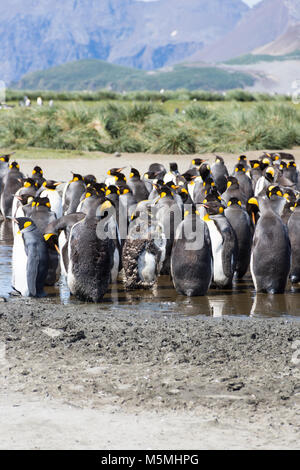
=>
[250,160,261,170]
[157,185,174,199]
[83,174,97,185]
[271,153,281,163]
[15,194,34,206]
[238,155,247,163]
[0,155,10,163]
[226,176,239,189]
[227,198,242,208]
[279,161,287,170]
[264,167,275,182]
[9,161,20,170]
[201,200,225,219]
[287,161,297,170]
[234,163,246,173]
[247,198,260,223]
[96,198,116,220]
[191,158,205,169]
[14,217,36,233]
[23,177,38,189]
[107,167,125,176]
[70,172,83,182]
[44,233,59,252]
[32,166,43,175]
[282,188,297,205]
[42,180,61,190]
[202,190,222,204]
[199,163,211,181]
[267,185,283,200]
[118,184,132,195]
[114,173,127,184]
[169,162,178,172]
[32,197,51,209]
[178,187,189,203]
[105,185,120,196]
[215,156,225,164]
[87,182,106,194]
[129,168,140,179]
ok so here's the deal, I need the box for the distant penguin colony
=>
[0,151,300,301]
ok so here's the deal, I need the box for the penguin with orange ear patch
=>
[12,217,49,297]
[202,200,238,289]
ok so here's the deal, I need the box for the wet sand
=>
[1,149,300,449]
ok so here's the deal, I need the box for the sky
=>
[139,0,261,5]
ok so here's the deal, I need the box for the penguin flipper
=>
[26,246,39,297]
[221,226,238,279]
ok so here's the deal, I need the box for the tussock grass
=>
[0,99,299,154]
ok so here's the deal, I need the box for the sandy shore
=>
[15,147,300,181]
[1,149,300,450]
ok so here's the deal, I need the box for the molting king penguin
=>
[171,206,213,296]
[249,196,291,294]
[67,201,116,302]
[122,203,166,290]
[12,217,49,297]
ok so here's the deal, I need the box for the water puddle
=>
[1,220,300,320]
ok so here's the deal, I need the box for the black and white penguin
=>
[153,185,182,275]
[221,176,248,207]
[40,180,63,219]
[0,161,23,219]
[250,196,291,294]
[233,163,254,201]
[224,197,253,279]
[67,203,115,302]
[127,168,149,202]
[26,196,57,234]
[31,166,46,188]
[171,207,213,296]
[43,232,60,286]
[12,217,49,297]
[11,178,38,218]
[0,154,10,194]
[163,162,180,185]
[288,200,300,284]
[44,212,86,278]
[211,156,229,194]
[202,200,238,289]
[62,173,86,215]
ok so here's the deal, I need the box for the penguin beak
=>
[54,244,60,255]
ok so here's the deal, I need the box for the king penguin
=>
[12,217,49,297]
[224,197,253,279]
[288,200,300,284]
[171,206,213,296]
[249,196,291,294]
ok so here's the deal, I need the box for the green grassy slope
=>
[14,59,254,92]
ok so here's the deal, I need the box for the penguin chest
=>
[12,233,29,296]
[206,220,226,284]
[110,247,120,283]
[138,250,156,284]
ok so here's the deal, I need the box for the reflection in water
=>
[0,220,300,320]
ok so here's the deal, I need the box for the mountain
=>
[187,0,300,62]
[253,23,300,55]
[13,59,254,92]
[0,0,248,84]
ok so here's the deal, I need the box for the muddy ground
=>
[0,149,300,450]
[1,297,300,450]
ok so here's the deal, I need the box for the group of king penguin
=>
[1,150,300,301]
